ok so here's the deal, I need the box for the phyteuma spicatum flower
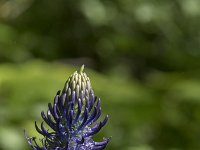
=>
[25,65,110,150]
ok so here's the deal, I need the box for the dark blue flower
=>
[25,65,110,150]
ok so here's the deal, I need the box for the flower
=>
[25,65,110,150]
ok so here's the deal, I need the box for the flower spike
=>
[25,65,110,150]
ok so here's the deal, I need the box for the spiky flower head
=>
[25,65,110,150]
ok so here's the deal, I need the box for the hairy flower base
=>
[25,89,110,150]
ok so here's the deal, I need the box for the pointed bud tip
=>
[79,64,85,73]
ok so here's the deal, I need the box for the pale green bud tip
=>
[79,64,85,73]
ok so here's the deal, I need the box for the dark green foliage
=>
[1,0,200,74]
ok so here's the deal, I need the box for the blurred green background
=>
[1,0,200,150]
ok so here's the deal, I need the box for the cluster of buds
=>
[25,65,110,150]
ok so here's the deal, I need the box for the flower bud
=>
[62,65,93,100]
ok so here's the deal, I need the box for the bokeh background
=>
[1,0,200,150]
